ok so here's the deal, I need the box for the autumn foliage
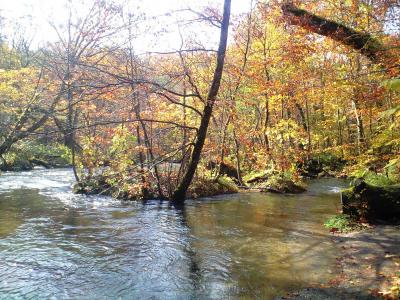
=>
[0,0,399,200]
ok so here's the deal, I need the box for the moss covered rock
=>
[188,176,239,198]
[262,177,306,194]
[341,179,400,223]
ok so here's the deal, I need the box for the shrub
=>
[324,214,362,233]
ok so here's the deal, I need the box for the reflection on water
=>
[0,169,348,299]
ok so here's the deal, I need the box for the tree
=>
[172,0,232,202]
[43,0,122,180]
[0,58,64,161]
[0,19,62,161]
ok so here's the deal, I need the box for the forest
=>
[1,0,399,203]
[0,0,400,298]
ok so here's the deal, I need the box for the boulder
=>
[341,179,400,223]
[262,178,306,194]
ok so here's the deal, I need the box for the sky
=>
[0,0,253,52]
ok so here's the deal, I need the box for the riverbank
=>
[279,225,400,300]
[0,143,72,172]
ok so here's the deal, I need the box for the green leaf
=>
[382,78,400,91]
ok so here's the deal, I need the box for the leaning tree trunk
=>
[172,0,231,203]
[281,3,399,76]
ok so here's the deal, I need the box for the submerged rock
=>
[262,178,306,194]
[341,179,400,223]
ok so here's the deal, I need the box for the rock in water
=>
[341,179,400,223]
[262,178,306,194]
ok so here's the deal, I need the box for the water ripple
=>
[0,168,345,299]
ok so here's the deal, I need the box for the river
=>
[0,168,348,299]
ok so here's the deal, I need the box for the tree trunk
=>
[233,130,244,186]
[136,125,150,198]
[282,4,383,62]
[305,97,312,155]
[218,115,231,177]
[264,94,271,152]
[352,99,365,154]
[295,102,308,132]
[133,92,164,198]
[172,0,231,203]
[281,3,398,76]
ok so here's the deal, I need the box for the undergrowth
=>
[324,214,364,233]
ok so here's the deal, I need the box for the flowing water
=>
[0,168,348,299]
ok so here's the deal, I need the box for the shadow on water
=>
[169,202,205,298]
[0,170,348,299]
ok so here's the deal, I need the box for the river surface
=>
[0,168,348,299]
